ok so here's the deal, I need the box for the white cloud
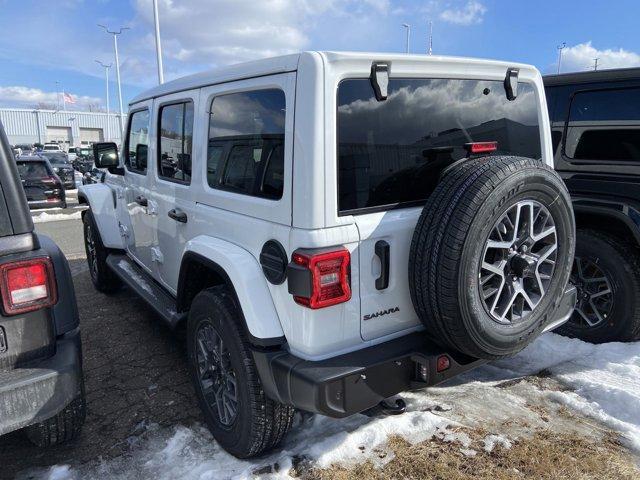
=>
[560,41,640,73]
[0,86,102,110]
[439,1,486,26]
[131,0,391,80]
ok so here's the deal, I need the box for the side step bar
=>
[106,254,186,329]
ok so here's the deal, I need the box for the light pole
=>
[95,60,112,141]
[557,42,566,74]
[98,24,129,140]
[593,57,600,71]
[402,23,411,53]
[153,0,165,84]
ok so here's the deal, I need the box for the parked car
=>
[0,123,86,446]
[43,143,62,152]
[79,52,577,458]
[15,144,34,155]
[15,156,67,209]
[72,147,95,174]
[545,68,640,343]
[41,151,75,189]
[67,147,79,162]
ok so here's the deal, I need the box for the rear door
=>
[16,161,51,202]
[121,103,155,271]
[335,76,544,341]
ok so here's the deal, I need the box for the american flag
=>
[63,92,76,104]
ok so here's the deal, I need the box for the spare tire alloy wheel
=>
[409,156,575,359]
[195,322,239,427]
[480,200,558,324]
[571,256,613,328]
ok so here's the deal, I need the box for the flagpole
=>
[62,87,67,111]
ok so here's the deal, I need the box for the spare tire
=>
[409,156,575,359]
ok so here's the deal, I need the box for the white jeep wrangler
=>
[79,51,577,458]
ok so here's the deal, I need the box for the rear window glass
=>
[337,78,541,213]
[207,89,286,200]
[17,162,50,179]
[565,88,640,162]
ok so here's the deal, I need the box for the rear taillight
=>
[288,249,351,309]
[0,258,57,315]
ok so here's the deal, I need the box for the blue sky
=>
[0,0,639,111]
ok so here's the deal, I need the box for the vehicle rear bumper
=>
[253,285,576,418]
[0,328,83,436]
[253,332,485,418]
[28,199,65,209]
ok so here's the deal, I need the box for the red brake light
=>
[436,355,451,373]
[465,141,498,154]
[0,258,57,315]
[291,249,351,309]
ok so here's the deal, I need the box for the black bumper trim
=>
[0,328,83,436]
[252,332,486,418]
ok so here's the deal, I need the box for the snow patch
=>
[483,434,513,452]
[32,211,82,223]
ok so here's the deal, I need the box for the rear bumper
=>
[0,328,83,436]
[253,285,576,418]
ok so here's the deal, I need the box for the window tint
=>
[337,78,541,213]
[565,88,640,162]
[158,101,194,183]
[17,162,50,179]
[207,89,285,199]
[126,109,150,173]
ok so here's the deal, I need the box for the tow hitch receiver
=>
[362,398,407,417]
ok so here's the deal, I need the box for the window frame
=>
[335,76,542,216]
[561,86,640,166]
[205,88,286,201]
[156,99,195,186]
[124,107,151,176]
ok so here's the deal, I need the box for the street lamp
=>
[98,24,129,139]
[95,60,112,141]
[153,0,165,84]
[402,23,411,54]
[557,42,566,74]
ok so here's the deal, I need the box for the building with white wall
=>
[0,108,123,147]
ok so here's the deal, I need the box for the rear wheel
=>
[25,385,86,447]
[556,229,640,343]
[83,210,120,293]
[409,156,575,359]
[187,287,294,458]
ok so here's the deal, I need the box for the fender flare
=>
[77,184,123,249]
[573,198,640,245]
[178,236,285,346]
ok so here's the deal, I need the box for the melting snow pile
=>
[24,333,640,479]
[32,211,83,223]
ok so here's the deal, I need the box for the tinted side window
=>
[207,89,285,199]
[337,78,541,213]
[565,88,640,162]
[158,101,194,183]
[126,109,150,173]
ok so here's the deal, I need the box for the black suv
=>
[545,68,640,343]
[41,152,76,190]
[0,123,86,446]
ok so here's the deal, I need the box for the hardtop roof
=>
[129,51,538,105]
[544,67,640,86]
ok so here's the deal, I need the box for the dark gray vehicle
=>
[545,68,640,343]
[0,123,86,446]
[41,152,76,190]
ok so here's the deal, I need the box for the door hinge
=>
[118,222,129,238]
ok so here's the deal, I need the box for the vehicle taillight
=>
[0,258,57,315]
[465,141,498,154]
[289,249,351,309]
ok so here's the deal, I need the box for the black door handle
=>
[375,240,390,290]
[135,195,148,207]
[168,208,187,223]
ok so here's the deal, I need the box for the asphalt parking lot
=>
[0,203,201,479]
